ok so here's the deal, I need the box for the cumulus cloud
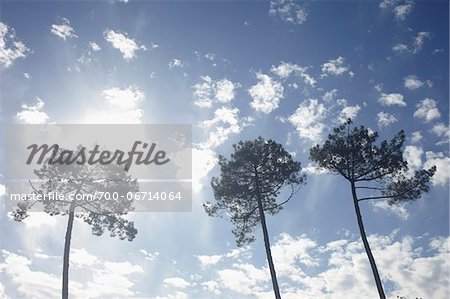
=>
[197,232,449,298]
[199,107,252,150]
[83,86,144,123]
[371,201,409,220]
[321,56,352,78]
[392,31,431,54]
[193,105,252,191]
[192,148,217,193]
[104,30,146,61]
[377,111,397,127]
[404,75,431,90]
[412,31,431,53]
[269,0,308,24]
[89,42,101,51]
[423,152,450,186]
[378,93,406,107]
[15,98,50,124]
[50,17,77,40]
[289,99,327,142]
[380,0,414,21]
[248,73,284,114]
[403,145,423,172]
[193,76,240,108]
[197,255,223,268]
[0,248,144,298]
[163,277,190,289]
[338,105,361,123]
[394,3,414,21]
[271,61,316,86]
[169,58,184,69]
[0,22,29,68]
[414,98,440,122]
[430,123,449,145]
[392,43,408,53]
[410,131,423,143]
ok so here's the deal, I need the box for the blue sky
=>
[0,0,449,298]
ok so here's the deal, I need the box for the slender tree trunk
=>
[254,169,281,299]
[351,182,386,299]
[62,202,76,299]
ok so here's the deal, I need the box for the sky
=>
[0,0,449,298]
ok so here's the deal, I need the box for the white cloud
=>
[271,61,316,86]
[201,280,221,295]
[50,17,77,40]
[393,31,431,54]
[200,107,238,129]
[378,93,406,107]
[414,98,440,122]
[193,76,241,108]
[200,232,450,299]
[412,31,431,53]
[22,213,57,228]
[169,58,184,69]
[377,111,397,127]
[404,75,431,90]
[83,86,144,124]
[322,89,338,102]
[404,145,423,172]
[192,148,217,193]
[215,79,239,102]
[380,0,414,21]
[301,163,329,175]
[104,30,146,61]
[424,152,450,186]
[70,248,99,268]
[197,255,222,268]
[289,99,327,142]
[0,22,29,68]
[371,201,409,220]
[269,0,308,24]
[248,73,284,114]
[192,103,252,192]
[410,131,423,143]
[15,97,50,124]
[430,123,449,145]
[89,41,101,51]
[163,277,190,289]
[200,113,252,150]
[204,52,215,61]
[0,248,144,298]
[392,43,408,53]
[217,263,269,295]
[393,3,413,21]
[321,56,352,78]
[140,249,159,261]
[338,105,361,123]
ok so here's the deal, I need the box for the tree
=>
[309,120,435,299]
[204,137,305,299]
[11,147,138,299]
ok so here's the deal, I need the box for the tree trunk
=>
[254,171,281,299]
[351,182,386,299]
[62,202,76,299]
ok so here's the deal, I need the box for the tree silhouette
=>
[309,120,435,299]
[204,137,305,299]
[11,147,138,299]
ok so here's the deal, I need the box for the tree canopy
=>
[204,137,305,246]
